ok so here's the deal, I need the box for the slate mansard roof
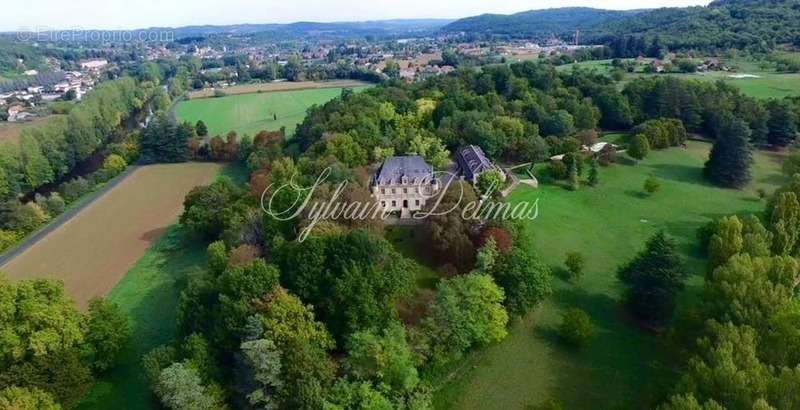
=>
[456,145,495,180]
[374,155,435,185]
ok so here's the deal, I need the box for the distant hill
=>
[440,7,644,40]
[148,19,453,40]
[589,0,800,52]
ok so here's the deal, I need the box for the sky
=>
[3,0,711,32]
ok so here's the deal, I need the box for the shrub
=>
[559,308,595,347]
[60,177,92,203]
[644,176,661,195]
[95,154,128,183]
[9,202,50,233]
[549,161,568,180]
[564,251,585,282]
[0,229,22,252]
[41,193,66,217]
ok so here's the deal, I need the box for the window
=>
[403,188,407,194]
[391,188,396,194]
[391,201,396,207]
[381,188,385,194]
[381,201,386,207]
[415,200,420,206]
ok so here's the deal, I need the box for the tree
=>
[564,251,585,282]
[766,100,798,147]
[326,380,394,410]
[568,165,580,191]
[676,322,772,410]
[0,276,84,367]
[704,117,753,189]
[559,308,595,347]
[588,158,600,187]
[617,231,686,326]
[240,338,282,409]
[659,394,723,410]
[155,363,219,410]
[707,216,743,271]
[628,134,650,161]
[490,247,552,316]
[139,115,190,164]
[195,120,208,137]
[768,192,800,256]
[85,298,131,372]
[476,170,503,198]
[644,176,661,194]
[0,387,60,410]
[346,322,419,393]
[180,178,246,239]
[418,274,509,365]
[255,287,335,410]
[425,181,479,271]
[20,135,54,189]
[383,60,400,79]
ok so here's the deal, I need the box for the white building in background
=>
[79,59,108,71]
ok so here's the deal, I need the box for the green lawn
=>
[435,141,787,409]
[78,163,247,410]
[176,87,368,138]
[558,57,800,99]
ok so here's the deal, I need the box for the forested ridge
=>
[444,0,800,54]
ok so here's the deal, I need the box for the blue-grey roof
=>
[374,155,433,185]
[456,145,494,180]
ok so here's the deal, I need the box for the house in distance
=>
[371,155,440,218]
[455,145,506,184]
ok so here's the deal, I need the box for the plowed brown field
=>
[1,162,222,308]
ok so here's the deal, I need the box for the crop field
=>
[558,57,800,99]
[0,162,222,308]
[436,141,787,409]
[177,85,369,138]
[186,79,371,99]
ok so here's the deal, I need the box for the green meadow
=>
[558,57,800,99]
[176,87,368,138]
[435,141,787,409]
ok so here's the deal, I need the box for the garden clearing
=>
[435,141,787,409]
[176,85,370,138]
[0,162,222,308]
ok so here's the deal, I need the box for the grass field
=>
[186,79,370,99]
[77,163,246,410]
[435,141,787,409]
[557,57,800,99]
[0,162,222,308]
[176,86,369,138]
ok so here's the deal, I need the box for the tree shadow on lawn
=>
[624,189,650,199]
[646,163,714,187]
[536,282,673,409]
